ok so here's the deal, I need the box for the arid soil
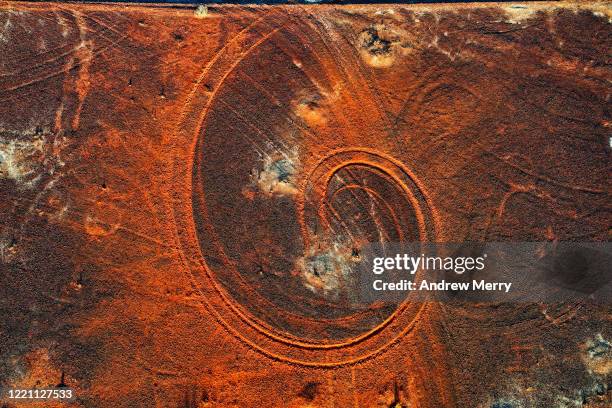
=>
[0,1,610,407]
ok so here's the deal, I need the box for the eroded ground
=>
[0,1,610,407]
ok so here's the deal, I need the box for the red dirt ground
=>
[0,2,610,407]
